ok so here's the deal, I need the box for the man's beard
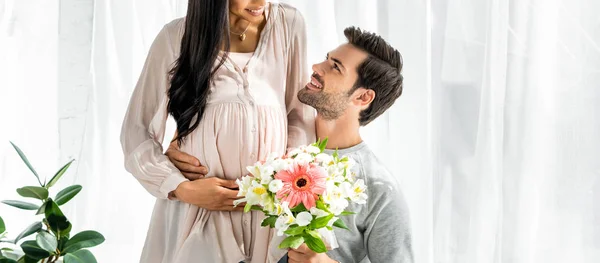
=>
[298,87,350,121]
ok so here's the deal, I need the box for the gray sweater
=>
[324,142,414,263]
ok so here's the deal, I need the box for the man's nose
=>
[312,63,325,76]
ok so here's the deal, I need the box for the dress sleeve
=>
[120,24,188,199]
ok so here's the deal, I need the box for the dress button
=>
[251,126,256,133]
[250,153,255,159]
[244,219,249,225]
[249,101,254,106]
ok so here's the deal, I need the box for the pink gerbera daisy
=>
[275,162,327,209]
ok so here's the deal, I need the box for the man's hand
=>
[173,177,245,211]
[287,244,337,263]
[165,140,208,180]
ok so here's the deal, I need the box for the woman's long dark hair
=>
[168,0,230,145]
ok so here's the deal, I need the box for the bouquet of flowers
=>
[234,139,368,253]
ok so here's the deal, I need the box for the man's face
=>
[298,44,368,120]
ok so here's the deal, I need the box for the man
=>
[166,27,413,263]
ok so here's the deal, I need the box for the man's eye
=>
[334,64,340,72]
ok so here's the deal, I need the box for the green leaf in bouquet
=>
[14,222,43,244]
[20,240,50,259]
[9,142,42,187]
[62,231,105,254]
[333,218,349,230]
[309,214,334,229]
[260,216,277,228]
[315,200,331,213]
[16,186,48,201]
[64,249,97,263]
[302,232,327,253]
[46,159,74,189]
[278,235,304,250]
[45,200,71,237]
[290,203,307,213]
[284,226,306,236]
[318,138,328,152]
[55,185,82,206]
[340,211,356,216]
[243,203,252,213]
[0,258,18,263]
[1,201,39,211]
[332,150,339,161]
[36,231,58,253]
[250,205,263,212]
[0,216,5,234]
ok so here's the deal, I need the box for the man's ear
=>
[353,88,375,110]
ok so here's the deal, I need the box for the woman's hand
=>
[165,140,208,180]
[174,177,244,211]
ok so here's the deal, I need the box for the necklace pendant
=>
[239,33,246,41]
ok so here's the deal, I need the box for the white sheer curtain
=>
[1,0,599,262]
[432,0,600,262]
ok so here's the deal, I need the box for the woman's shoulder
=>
[273,2,305,28]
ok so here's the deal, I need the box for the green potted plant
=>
[0,142,104,263]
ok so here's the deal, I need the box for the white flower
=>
[339,181,354,199]
[236,176,255,196]
[296,212,313,226]
[294,153,314,165]
[287,148,302,158]
[309,207,329,218]
[275,215,291,236]
[268,179,284,193]
[265,152,280,163]
[328,198,349,215]
[349,179,368,204]
[305,145,321,155]
[271,158,291,172]
[315,153,334,165]
[246,181,268,205]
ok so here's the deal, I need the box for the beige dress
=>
[120,3,315,263]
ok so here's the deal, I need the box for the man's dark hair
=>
[345,27,403,126]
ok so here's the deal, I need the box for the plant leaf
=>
[9,142,42,186]
[45,200,71,237]
[278,235,304,250]
[20,240,50,259]
[46,160,74,189]
[309,214,333,229]
[54,185,82,206]
[303,232,327,253]
[62,231,105,254]
[16,186,48,200]
[332,218,349,230]
[35,201,48,215]
[64,249,97,263]
[260,216,277,228]
[36,231,58,253]
[16,255,38,263]
[1,201,39,211]
[0,216,5,234]
[0,258,18,263]
[14,222,42,244]
[284,226,306,236]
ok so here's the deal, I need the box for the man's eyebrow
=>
[327,53,346,71]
